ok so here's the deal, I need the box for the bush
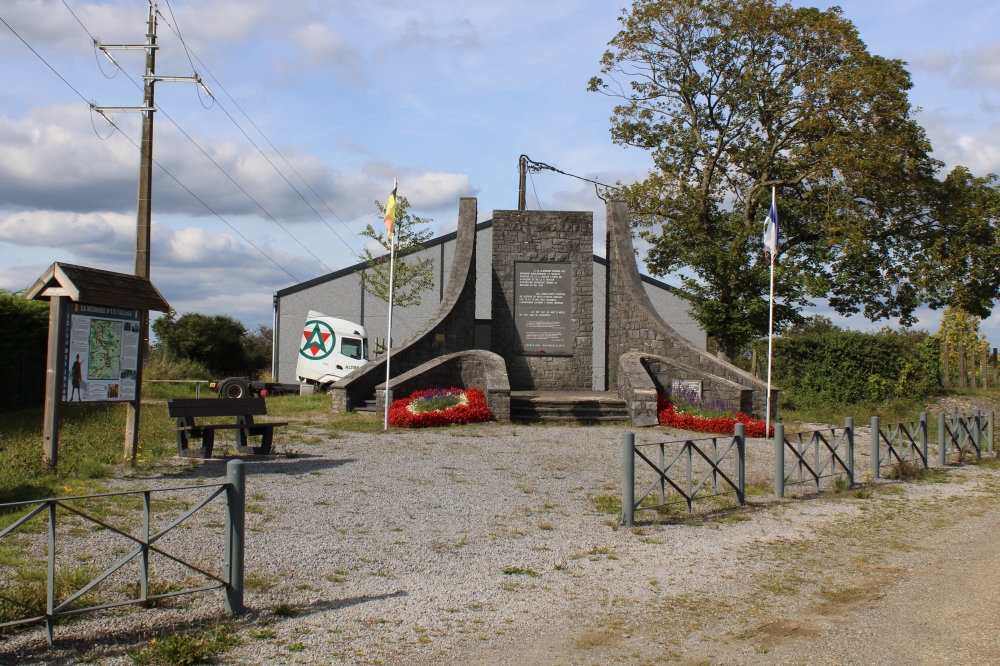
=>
[0,289,49,411]
[152,311,271,378]
[752,329,941,408]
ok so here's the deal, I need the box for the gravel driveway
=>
[1,419,994,665]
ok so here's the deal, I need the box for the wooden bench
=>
[166,397,288,458]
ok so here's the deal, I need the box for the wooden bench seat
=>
[166,397,288,458]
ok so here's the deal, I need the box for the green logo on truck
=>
[300,320,336,360]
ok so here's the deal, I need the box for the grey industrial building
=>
[273,220,706,390]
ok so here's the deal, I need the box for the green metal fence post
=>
[919,412,928,468]
[774,423,785,498]
[46,501,55,646]
[974,409,982,452]
[141,491,150,604]
[225,459,245,614]
[734,423,746,505]
[870,416,880,479]
[939,411,947,466]
[845,417,854,485]
[622,432,634,527]
[986,409,995,453]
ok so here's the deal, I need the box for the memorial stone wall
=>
[491,210,593,390]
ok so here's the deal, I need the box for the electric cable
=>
[528,170,542,211]
[155,10,367,253]
[55,1,334,273]
[0,13,302,283]
[519,154,620,194]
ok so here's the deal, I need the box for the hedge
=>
[752,329,942,408]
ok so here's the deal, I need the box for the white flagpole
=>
[383,229,397,430]
[765,186,776,437]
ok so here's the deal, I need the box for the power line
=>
[520,154,620,192]
[0,12,302,283]
[155,9,367,254]
[55,1,334,273]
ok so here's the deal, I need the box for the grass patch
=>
[128,620,240,665]
[272,603,298,617]
[244,572,277,593]
[590,493,621,515]
[0,565,98,626]
[502,567,539,578]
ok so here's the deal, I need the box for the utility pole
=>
[93,0,204,460]
[518,155,527,211]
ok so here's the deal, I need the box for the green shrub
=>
[752,329,941,408]
[0,289,49,411]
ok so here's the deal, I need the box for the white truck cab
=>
[295,311,370,390]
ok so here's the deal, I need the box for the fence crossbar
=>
[633,436,741,510]
[881,422,924,467]
[0,484,227,509]
[148,486,227,546]
[0,502,50,540]
[55,583,226,619]
[784,429,849,485]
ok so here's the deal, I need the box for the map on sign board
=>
[87,319,123,380]
[63,304,141,403]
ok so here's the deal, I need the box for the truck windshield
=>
[341,338,362,360]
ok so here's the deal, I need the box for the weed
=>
[128,621,240,665]
[502,567,540,577]
[590,494,621,515]
[287,642,305,652]
[244,572,277,594]
[832,475,851,493]
[272,603,298,617]
[0,565,97,625]
[539,522,553,531]
[885,460,923,482]
[250,629,277,640]
[250,492,267,502]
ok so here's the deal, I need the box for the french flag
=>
[762,189,779,257]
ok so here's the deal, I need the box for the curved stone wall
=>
[331,197,479,412]
[606,200,777,418]
[374,350,511,421]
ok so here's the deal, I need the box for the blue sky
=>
[1,0,998,344]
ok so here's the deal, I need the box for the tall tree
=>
[589,0,998,359]
[358,196,436,308]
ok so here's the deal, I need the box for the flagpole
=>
[765,186,776,437]
[383,231,396,431]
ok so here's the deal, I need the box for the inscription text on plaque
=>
[514,262,572,355]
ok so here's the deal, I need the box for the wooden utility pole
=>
[518,155,527,211]
[943,341,951,389]
[42,295,67,467]
[124,2,157,460]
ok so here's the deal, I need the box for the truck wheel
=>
[219,379,249,399]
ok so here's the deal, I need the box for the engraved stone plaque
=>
[514,262,572,355]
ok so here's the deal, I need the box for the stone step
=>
[510,394,629,423]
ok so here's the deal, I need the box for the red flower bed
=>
[657,394,772,438]
[388,387,494,428]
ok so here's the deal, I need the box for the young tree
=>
[589,0,1000,359]
[358,196,436,308]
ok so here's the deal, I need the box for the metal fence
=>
[0,460,245,644]
[938,408,993,465]
[621,426,746,526]
[144,379,212,398]
[871,413,928,478]
[774,420,854,497]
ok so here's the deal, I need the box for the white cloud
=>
[398,18,481,51]
[919,112,1000,175]
[0,209,323,320]
[0,105,478,220]
[916,43,1000,91]
[295,22,357,68]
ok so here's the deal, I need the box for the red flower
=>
[388,388,494,428]
[656,394,772,438]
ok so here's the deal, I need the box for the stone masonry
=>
[491,210,593,390]
[331,198,479,412]
[605,200,777,418]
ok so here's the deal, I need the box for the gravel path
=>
[1,419,996,665]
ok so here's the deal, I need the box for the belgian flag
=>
[383,178,397,240]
